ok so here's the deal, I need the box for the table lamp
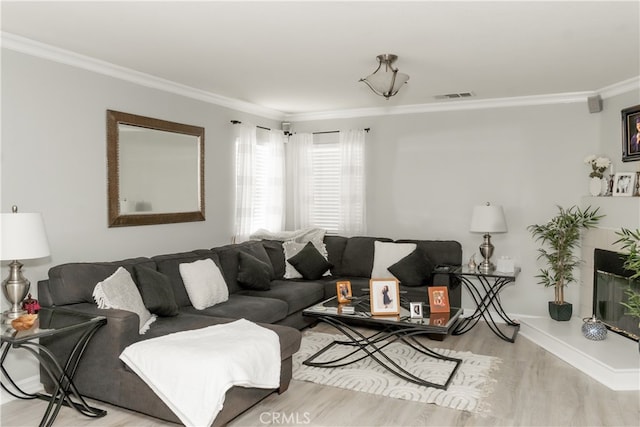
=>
[470,202,507,274]
[1,206,50,323]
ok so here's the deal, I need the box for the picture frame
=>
[409,302,423,319]
[369,279,400,316]
[612,172,636,197]
[428,286,450,313]
[336,281,352,303]
[621,104,640,162]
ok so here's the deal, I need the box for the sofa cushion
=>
[260,240,286,279]
[394,239,463,267]
[180,294,289,324]
[387,248,435,287]
[47,257,156,306]
[287,242,333,280]
[212,241,275,294]
[153,251,221,307]
[237,280,325,315]
[93,267,156,334]
[133,265,179,316]
[371,241,417,279]
[237,251,273,291]
[340,236,393,277]
[324,235,348,276]
[179,259,229,310]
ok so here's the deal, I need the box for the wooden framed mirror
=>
[107,110,205,227]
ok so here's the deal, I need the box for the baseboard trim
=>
[519,316,639,391]
[1,375,43,405]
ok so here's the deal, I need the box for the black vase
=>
[548,301,572,321]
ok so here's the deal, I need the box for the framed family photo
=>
[369,279,400,316]
[622,104,640,162]
[409,302,423,319]
[428,286,450,313]
[336,281,352,303]
[612,172,636,197]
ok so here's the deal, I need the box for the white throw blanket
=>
[119,319,281,427]
[250,227,326,243]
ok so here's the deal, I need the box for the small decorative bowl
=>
[582,316,607,341]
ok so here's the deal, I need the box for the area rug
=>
[292,331,501,414]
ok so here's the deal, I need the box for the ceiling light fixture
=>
[359,54,409,99]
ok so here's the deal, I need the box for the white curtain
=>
[234,124,256,241]
[263,130,286,232]
[234,124,285,241]
[339,129,366,236]
[287,133,313,229]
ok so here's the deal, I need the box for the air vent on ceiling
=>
[434,92,475,100]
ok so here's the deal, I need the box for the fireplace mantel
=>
[580,195,640,230]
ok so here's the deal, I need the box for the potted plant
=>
[615,228,640,328]
[528,205,603,321]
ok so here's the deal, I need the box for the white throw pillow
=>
[283,240,330,279]
[179,259,229,310]
[93,267,156,334]
[371,241,417,279]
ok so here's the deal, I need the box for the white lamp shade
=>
[470,204,508,233]
[1,212,50,260]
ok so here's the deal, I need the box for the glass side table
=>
[451,266,521,343]
[1,308,107,426]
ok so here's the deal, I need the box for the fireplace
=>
[593,249,640,341]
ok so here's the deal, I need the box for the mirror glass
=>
[107,110,205,227]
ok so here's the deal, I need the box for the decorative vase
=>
[548,301,572,321]
[581,316,607,340]
[589,177,603,196]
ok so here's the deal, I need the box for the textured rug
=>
[292,331,501,414]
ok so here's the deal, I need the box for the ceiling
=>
[2,1,639,118]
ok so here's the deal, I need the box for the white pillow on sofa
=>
[179,259,229,310]
[93,267,156,334]
[370,241,417,279]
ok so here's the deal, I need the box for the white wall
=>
[0,49,279,387]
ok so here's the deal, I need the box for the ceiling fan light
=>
[360,54,409,99]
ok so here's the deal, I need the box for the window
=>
[310,133,342,234]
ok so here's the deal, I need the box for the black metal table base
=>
[1,321,107,427]
[304,316,462,390]
[452,273,520,343]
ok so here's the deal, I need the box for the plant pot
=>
[589,177,603,196]
[548,301,572,321]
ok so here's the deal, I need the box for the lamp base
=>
[478,233,496,274]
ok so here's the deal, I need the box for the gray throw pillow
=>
[388,249,435,287]
[237,251,272,291]
[287,242,333,280]
[133,265,179,316]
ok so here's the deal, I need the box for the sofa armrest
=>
[39,303,141,397]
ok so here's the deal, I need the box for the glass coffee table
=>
[302,296,463,390]
[1,308,107,426]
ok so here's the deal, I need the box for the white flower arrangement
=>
[584,155,611,179]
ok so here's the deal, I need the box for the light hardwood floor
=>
[2,322,639,427]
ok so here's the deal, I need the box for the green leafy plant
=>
[614,228,640,326]
[528,205,603,305]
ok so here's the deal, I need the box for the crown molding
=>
[598,76,640,99]
[0,32,286,121]
[284,92,597,122]
[3,32,637,124]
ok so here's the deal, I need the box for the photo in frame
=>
[409,302,423,319]
[336,281,352,303]
[622,104,640,162]
[369,279,400,316]
[612,172,636,197]
[428,286,450,313]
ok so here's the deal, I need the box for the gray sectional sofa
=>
[37,235,462,426]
